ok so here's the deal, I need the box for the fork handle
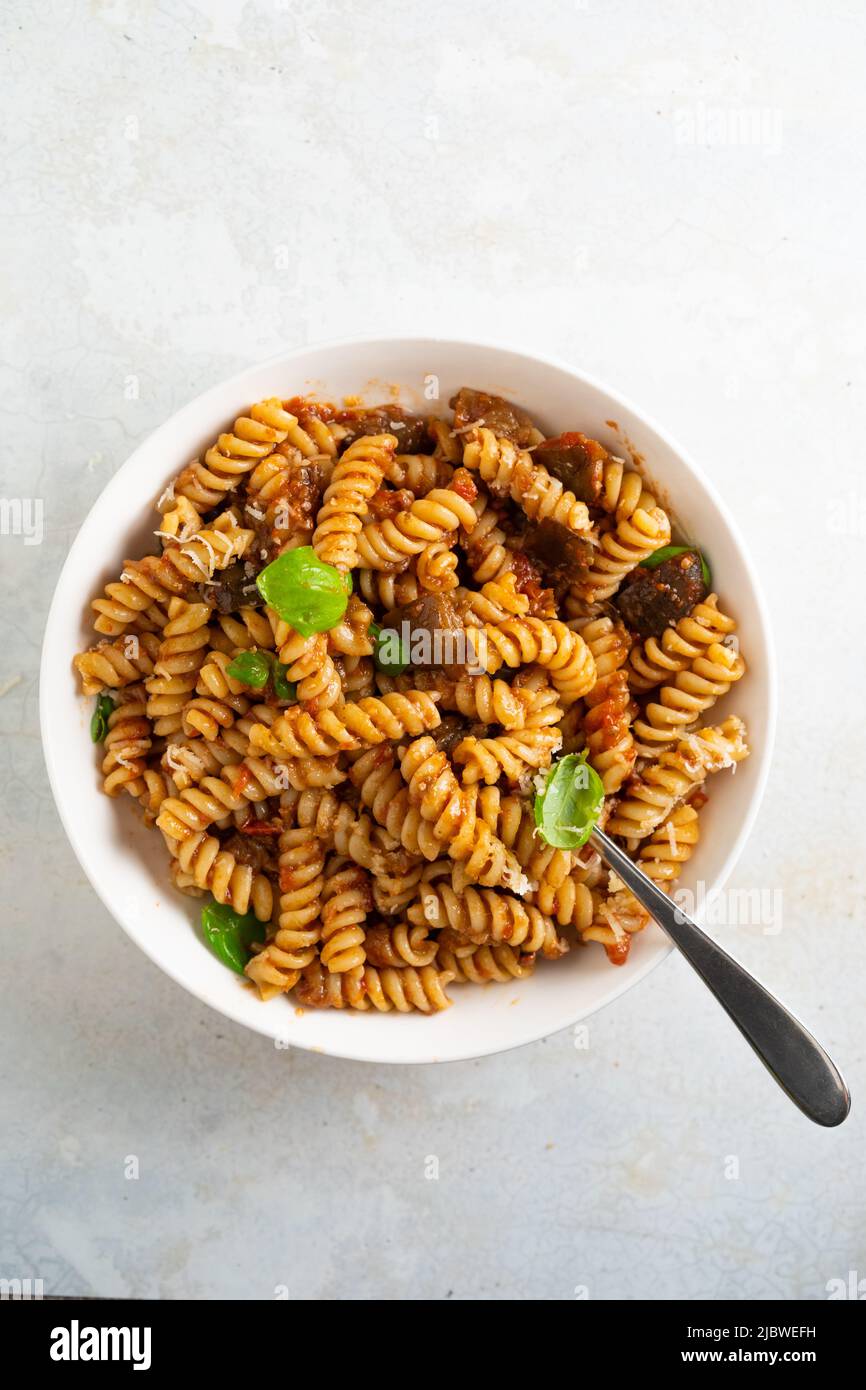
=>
[590,828,850,1127]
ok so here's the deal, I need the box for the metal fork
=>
[590,827,851,1127]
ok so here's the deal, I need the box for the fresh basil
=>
[226,650,298,702]
[200,900,261,975]
[271,661,297,702]
[256,546,350,637]
[640,545,711,588]
[227,650,273,689]
[369,621,410,677]
[534,752,604,850]
[90,693,115,743]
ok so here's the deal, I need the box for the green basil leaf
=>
[90,693,115,743]
[271,662,298,702]
[370,621,410,676]
[640,545,711,588]
[256,546,350,637]
[534,752,604,850]
[201,900,261,975]
[227,650,273,689]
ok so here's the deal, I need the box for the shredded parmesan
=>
[157,481,175,509]
[182,533,216,578]
[667,821,678,854]
[245,504,265,521]
[501,866,532,897]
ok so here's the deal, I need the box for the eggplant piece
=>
[615,551,708,638]
[450,387,539,447]
[220,831,275,872]
[533,432,607,505]
[205,559,263,615]
[522,518,594,579]
[382,592,465,671]
[339,405,429,454]
[431,714,469,756]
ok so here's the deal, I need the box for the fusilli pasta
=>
[75,384,752,1012]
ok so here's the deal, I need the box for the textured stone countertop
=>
[2,0,864,1299]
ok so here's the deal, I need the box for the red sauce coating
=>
[368,487,413,519]
[240,818,282,836]
[450,469,478,503]
[605,938,631,966]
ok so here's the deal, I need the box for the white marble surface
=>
[3,0,865,1300]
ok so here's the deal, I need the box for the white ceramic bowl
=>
[41,336,776,1064]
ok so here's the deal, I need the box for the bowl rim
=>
[40,332,777,1064]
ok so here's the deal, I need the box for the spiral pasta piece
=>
[606,716,748,839]
[273,629,343,710]
[357,568,420,610]
[134,767,173,823]
[416,540,459,592]
[364,923,437,968]
[313,433,396,572]
[320,862,370,973]
[356,476,478,572]
[399,739,528,890]
[454,727,562,786]
[91,511,254,637]
[162,732,240,790]
[459,571,529,624]
[171,399,304,510]
[534,874,598,933]
[463,491,513,583]
[349,749,442,861]
[633,641,746,755]
[101,685,152,797]
[74,631,161,696]
[182,650,249,740]
[206,606,275,660]
[326,594,376,659]
[437,936,537,983]
[409,871,566,957]
[171,831,273,921]
[570,614,631,681]
[597,456,657,520]
[156,494,201,543]
[583,670,636,794]
[383,453,452,495]
[244,826,326,999]
[156,755,293,842]
[576,504,671,603]
[462,428,592,535]
[247,691,441,759]
[295,960,454,1012]
[284,786,408,878]
[637,802,701,888]
[473,787,577,893]
[627,595,739,692]
[145,598,211,737]
[447,674,533,730]
[465,616,595,706]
